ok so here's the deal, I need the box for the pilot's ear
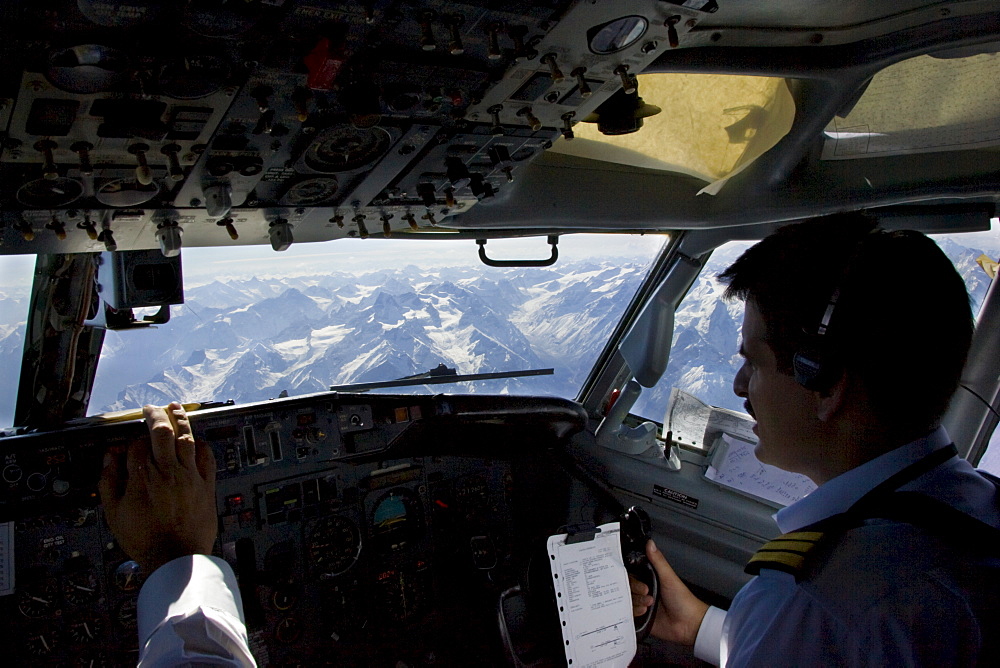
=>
[815,370,849,422]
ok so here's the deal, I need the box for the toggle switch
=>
[487,105,504,137]
[71,141,94,176]
[292,87,312,122]
[446,15,465,55]
[353,213,369,239]
[418,182,437,207]
[614,65,637,95]
[541,54,564,83]
[488,146,514,182]
[508,25,527,57]
[422,210,438,226]
[97,228,116,251]
[419,11,437,51]
[403,212,419,230]
[251,85,273,113]
[46,215,67,240]
[15,219,34,241]
[665,16,681,48]
[561,112,576,140]
[571,68,592,98]
[380,213,394,237]
[444,187,457,207]
[97,228,118,252]
[128,143,154,186]
[330,214,345,228]
[161,144,184,181]
[517,107,542,131]
[217,217,239,240]
[35,140,58,180]
[487,24,503,60]
[77,213,98,240]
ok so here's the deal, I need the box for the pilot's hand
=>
[629,539,709,646]
[98,402,218,575]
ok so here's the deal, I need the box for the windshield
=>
[86,234,666,415]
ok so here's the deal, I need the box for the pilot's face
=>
[733,301,818,475]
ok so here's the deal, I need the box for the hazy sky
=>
[2,221,997,290]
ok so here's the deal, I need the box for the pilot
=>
[99,402,257,667]
[631,214,1000,665]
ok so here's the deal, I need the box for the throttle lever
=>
[621,506,659,642]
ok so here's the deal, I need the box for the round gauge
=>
[157,55,230,99]
[455,475,489,511]
[18,578,60,618]
[274,616,303,644]
[74,651,113,668]
[271,589,299,612]
[117,598,137,630]
[16,178,84,208]
[63,569,99,605]
[281,177,339,206]
[23,623,61,657]
[67,615,104,644]
[47,44,127,94]
[96,178,160,207]
[370,488,423,551]
[588,16,648,54]
[114,560,143,592]
[307,515,361,577]
[304,126,392,173]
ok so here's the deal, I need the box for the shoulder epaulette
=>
[744,530,826,579]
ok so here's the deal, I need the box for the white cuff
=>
[137,554,245,646]
[693,605,727,666]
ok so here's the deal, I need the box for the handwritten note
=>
[547,523,636,668]
[705,434,816,507]
[664,388,756,448]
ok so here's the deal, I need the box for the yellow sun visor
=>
[550,73,796,195]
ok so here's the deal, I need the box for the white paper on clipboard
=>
[546,522,636,668]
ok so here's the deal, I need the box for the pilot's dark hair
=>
[718,212,974,434]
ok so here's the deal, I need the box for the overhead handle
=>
[477,235,559,267]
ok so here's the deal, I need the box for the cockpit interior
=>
[0,1,999,666]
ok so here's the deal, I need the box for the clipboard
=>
[546,521,637,668]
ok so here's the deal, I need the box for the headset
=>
[792,227,883,391]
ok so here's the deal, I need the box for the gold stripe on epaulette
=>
[744,530,827,577]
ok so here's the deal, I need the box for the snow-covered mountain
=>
[90,260,653,412]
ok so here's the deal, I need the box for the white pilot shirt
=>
[137,554,257,667]
[693,426,1000,667]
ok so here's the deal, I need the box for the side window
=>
[630,223,1000,445]
[979,423,1000,476]
[630,240,750,425]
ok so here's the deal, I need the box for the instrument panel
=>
[0,0,684,254]
[0,392,587,666]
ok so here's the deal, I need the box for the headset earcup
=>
[793,352,824,390]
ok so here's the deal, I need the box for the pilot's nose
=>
[733,360,750,398]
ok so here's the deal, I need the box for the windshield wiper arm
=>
[329,366,554,392]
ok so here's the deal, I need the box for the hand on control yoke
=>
[630,539,710,646]
[98,402,218,574]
